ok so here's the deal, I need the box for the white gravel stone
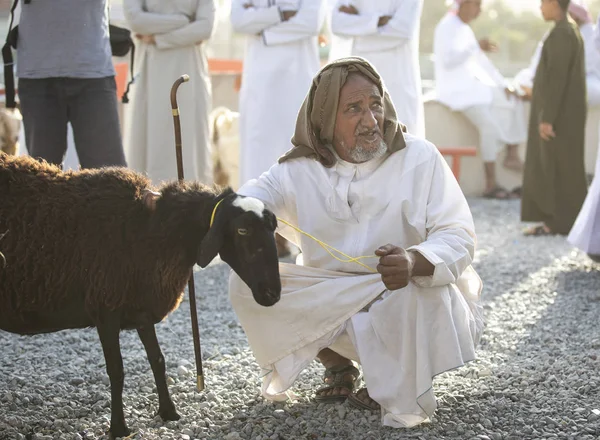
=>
[1,200,600,439]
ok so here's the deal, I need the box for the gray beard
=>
[347,139,388,163]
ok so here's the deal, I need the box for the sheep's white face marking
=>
[233,196,264,218]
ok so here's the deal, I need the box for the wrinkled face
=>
[459,0,482,22]
[332,73,387,164]
[197,195,281,307]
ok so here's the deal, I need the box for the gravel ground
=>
[1,198,599,440]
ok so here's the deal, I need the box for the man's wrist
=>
[406,250,417,278]
[407,249,435,278]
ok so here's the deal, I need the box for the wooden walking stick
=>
[170,74,205,392]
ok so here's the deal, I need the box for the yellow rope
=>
[276,217,378,273]
[210,199,224,227]
[210,199,377,273]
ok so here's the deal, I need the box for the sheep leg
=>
[97,313,130,439]
[137,324,180,421]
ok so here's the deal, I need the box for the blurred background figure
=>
[231,0,326,186]
[15,0,127,169]
[568,9,600,261]
[515,1,600,107]
[123,0,216,185]
[433,0,526,200]
[521,0,588,237]
[329,0,425,137]
[568,1,600,106]
[230,0,326,257]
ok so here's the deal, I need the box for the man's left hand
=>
[281,10,297,21]
[375,244,414,291]
[339,5,359,14]
[378,15,392,26]
[136,34,156,45]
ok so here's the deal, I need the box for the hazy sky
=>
[497,0,538,12]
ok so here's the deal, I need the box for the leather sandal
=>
[347,387,381,411]
[314,364,361,404]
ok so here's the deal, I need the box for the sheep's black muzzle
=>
[252,279,282,307]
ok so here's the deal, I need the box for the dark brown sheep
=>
[0,152,281,439]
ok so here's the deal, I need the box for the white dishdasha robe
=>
[229,134,484,428]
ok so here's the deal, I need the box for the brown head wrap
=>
[278,56,407,167]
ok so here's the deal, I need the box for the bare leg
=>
[317,348,352,369]
[317,349,379,410]
[97,311,129,439]
[137,325,180,421]
[503,144,524,171]
[484,162,497,194]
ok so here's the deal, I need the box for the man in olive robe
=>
[521,0,588,236]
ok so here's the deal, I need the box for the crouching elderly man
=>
[228,57,484,428]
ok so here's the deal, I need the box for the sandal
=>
[347,388,380,411]
[482,187,511,200]
[314,364,360,404]
[523,224,555,237]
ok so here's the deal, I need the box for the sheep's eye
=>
[237,228,248,236]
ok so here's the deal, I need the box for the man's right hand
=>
[339,5,359,15]
[520,85,533,100]
[479,38,498,52]
[539,122,555,141]
[378,15,392,27]
[281,10,297,21]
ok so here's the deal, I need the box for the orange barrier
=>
[115,62,128,100]
[438,146,478,181]
[0,59,244,96]
[208,58,243,91]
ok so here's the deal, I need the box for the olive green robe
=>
[521,18,588,235]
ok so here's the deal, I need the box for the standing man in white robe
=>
[568,10,600,262]
[329,0,425,137]
[231,0,326,186]
[123,0,216,185]
[228,57,483,428]
[231,0,326,257]
[434,0,526,199]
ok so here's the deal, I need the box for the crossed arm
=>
[331,0,422,52]
[123,0,216,50]
[231,0,325,46]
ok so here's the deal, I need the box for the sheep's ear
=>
[265,210,277,231]
[197,220,224,268]
[142,189,161,211]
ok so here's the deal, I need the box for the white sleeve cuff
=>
[407,245,456,288]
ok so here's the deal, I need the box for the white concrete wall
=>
[424,99,600,196]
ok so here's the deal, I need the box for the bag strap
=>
[121,43,135,104]
[107,0,134,104]
[3,0,19,109]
